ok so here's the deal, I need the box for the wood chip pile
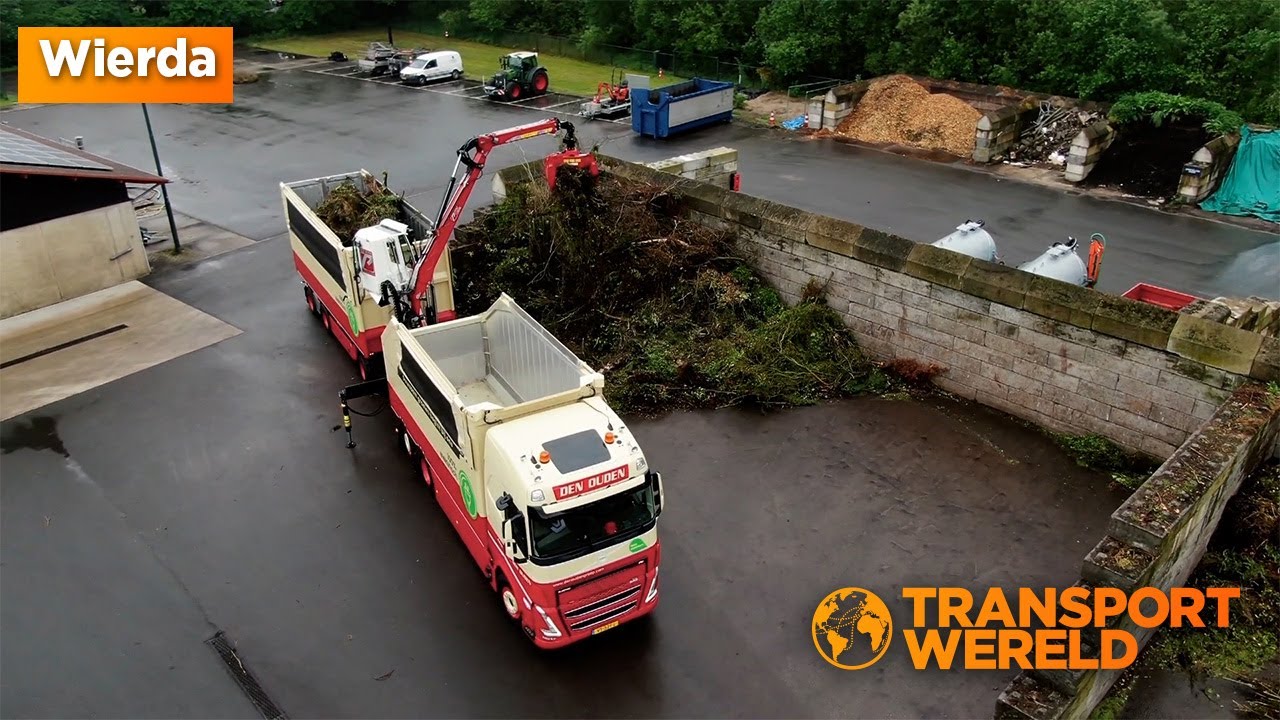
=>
[835,75,980,157]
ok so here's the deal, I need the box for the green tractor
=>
[482,51,550,101]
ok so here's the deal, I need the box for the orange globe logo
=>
[812,587,893,670]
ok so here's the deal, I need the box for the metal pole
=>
[142,103,181,253]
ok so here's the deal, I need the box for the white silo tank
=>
[932,219,999,262]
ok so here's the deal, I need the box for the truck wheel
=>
[322,311,332,332]
[358,355,371,381]
[451,69,462,81]
[304,286,318,316]
[499,581,521,621]
[506,82,521,100]
[420,457,434,488]
[532,70,548,95]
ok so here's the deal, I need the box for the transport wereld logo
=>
[812,587,894,670]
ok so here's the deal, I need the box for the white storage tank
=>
[1018,237,1091,286]
[933,220,998,262]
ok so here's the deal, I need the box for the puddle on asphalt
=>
[1,415,69,457]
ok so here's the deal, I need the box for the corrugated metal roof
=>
[0,124,169,184]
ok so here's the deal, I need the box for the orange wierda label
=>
[17,27,234,104]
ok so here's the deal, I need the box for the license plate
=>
[592,620,620,635]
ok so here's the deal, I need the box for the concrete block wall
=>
[1065,121,1116,182]
[808,80,870,130]
[1177,133,1240,202]
[996,385,1280,720]
[974,99,1040,163]
[645,147,739,187]
[0,202,151,319]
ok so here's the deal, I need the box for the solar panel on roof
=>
[0,131,112,171]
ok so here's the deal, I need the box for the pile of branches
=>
[315,180,402,241]
[452,172,885,414]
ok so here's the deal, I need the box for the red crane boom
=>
[394,117,598,327]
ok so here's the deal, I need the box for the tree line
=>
[3,0,1276,123]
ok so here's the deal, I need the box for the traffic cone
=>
[769,111,776,127]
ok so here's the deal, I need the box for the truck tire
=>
[358,354,371,381]
[304,286,319,316]
[322,310,332,332]
[420,457,434,489]
[531,69,548,95]
[506,82,521,100]
[498,579,521,622]
[451,69,462,81]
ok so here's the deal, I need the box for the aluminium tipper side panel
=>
[482,295,592,404]
[408,293,596,409]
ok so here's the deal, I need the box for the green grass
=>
[247,29,688,98]
[0,96,16,109]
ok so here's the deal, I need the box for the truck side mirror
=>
[648,471,663,518]
[504,511,528,564]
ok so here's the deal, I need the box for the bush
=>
[1109,91,1246,137]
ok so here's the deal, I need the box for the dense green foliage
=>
[1109,91,1246,136]
[3,0,1276,122]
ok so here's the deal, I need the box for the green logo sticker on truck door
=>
[629,538,647,553]
[459,471,477,518]
[342,295,360,333]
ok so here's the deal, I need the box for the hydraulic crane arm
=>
[398,117,595,326]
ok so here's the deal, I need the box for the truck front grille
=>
[568,602,639,632]
[563,586,640,620]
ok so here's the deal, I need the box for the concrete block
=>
[1249,335,1280,382]
[1023,275,1099,326]
[1091,294,1179,349]
[1062,361,1120,390]
[1168,314,1265,375]
[903,244,971,290]
[959,258,1030,308]
[876,268,932,296]
[850,230,914,272]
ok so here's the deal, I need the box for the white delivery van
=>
[400,51,464,85]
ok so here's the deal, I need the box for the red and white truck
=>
[285,119,664,647]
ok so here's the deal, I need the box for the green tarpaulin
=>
[1200,125,1280,223]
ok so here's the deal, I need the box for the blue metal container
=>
[631,78,735,139]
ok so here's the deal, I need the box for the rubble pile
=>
[1182,296,1280,337]
[315,180,401,242]
[835,75,980,157]
[451,173,886,414]
[1007,103,1102,166]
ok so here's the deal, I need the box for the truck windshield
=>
[528,480,655,564]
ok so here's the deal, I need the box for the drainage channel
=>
[0,324,128,370]
[206,631,288,720]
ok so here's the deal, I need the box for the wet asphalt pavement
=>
[2,60,1276,299]
[0,57,1239,719]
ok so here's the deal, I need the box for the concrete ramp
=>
[0,281,241,421]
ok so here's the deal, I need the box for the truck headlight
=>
[534,604,562,639]
[646,568,659,603]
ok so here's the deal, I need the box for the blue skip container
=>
[631,78,735,139]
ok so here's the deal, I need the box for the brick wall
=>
[494,155,1279,460]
